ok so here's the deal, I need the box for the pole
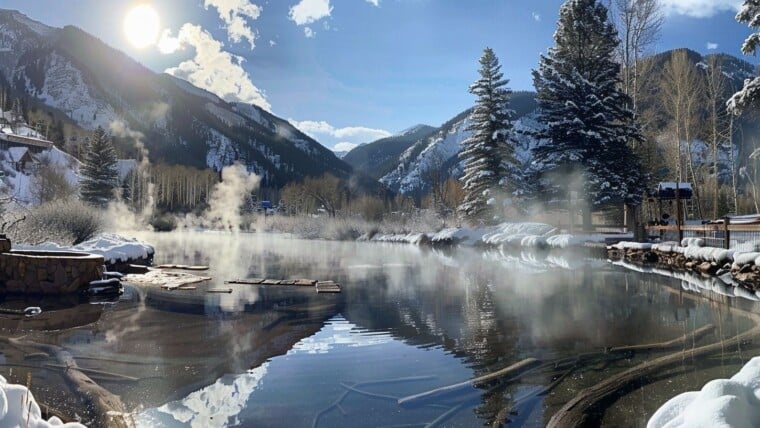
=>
[723,216,731,249]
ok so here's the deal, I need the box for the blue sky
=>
[1,0,755,151]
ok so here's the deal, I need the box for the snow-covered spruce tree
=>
[457,47,518,224]
[532,0,645,229]
[80,126,119,207]
[728,1,760,115]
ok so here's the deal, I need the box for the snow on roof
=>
[7,147,29,163]
[658,182,693,190]
[648,356,760,428]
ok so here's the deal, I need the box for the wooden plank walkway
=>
[225,278,340,293]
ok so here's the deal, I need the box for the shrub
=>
[150,213,177,232]
[13,200,104,245]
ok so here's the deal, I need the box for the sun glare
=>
[124,4,160,49]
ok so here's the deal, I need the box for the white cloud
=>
[269,39,276,47]
[289,119,392,144]
[304,27,316,38]
[366,0,380,6]
[288,0,332,26]
[204,0,262,48]
[532,12,540,22]
[157,29,181,54]
[334,142,358,152]
[160,24,271,111]
[707,42,719,50]
[659,0,741,18]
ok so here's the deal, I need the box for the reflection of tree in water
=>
[342,263,523,425]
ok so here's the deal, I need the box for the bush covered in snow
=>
[9,200,103,245]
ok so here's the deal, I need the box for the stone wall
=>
[0,251,105,295]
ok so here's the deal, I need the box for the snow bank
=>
[681,237,705,247]
[481,222,556,246]
[0,375,86,427]
[648,356,760,428]
[683,246,734,264]
[16,233,154,264]
[430,227,489,246]
[733,252,760,269]
[370,233,429,245]
[611,241,653,251]
[546,234,586,249]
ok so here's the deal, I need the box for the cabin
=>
[7,146,34,172]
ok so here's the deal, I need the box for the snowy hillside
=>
[379,97,542,196]
[0,146,80,204]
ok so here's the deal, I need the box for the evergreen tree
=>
[457,47,518,224]
[728,1,760,114]
[532,0,645,229]
[80,126,119,206]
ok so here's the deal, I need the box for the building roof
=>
[7,147,29,163]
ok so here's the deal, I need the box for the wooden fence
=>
[646,221,760,249]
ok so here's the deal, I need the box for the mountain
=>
[0,9,356,189]
[376,91,539,196]
[342,124,436,180]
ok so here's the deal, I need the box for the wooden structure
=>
[226,278,342,293]
[646,216,760,249]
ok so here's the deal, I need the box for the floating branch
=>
[398,358,541,408]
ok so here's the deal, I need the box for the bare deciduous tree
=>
[705,56,730,218]
[613,0,663,111]
[660,50,705,218]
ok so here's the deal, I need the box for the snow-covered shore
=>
[0,375,86,427]
[369,222,628,249]
[15,233,155,265]
[648,356,760,428]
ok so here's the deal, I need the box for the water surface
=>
[1,231,757,427]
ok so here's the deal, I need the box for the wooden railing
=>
[646,221,760,249]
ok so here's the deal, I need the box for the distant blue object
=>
[261,201,272,208]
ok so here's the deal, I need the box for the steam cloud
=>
[204,163,261,232]
[158,24,271,111]
[106,120,156,230]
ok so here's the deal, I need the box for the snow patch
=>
[648,356,760,428]
[15,233,154,264]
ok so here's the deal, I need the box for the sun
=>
[124,4,160,49]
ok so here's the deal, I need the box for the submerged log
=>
[547,323,760,427]
[225,278,264,285]
[398,358,540,407]
[154,264,209,271]
[4,338,132,427]
[605,323,715,353]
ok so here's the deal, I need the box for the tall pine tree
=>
[532,0,644,229]
[458,47,518,224]
[80,126,119,207]
[729,1,760,115]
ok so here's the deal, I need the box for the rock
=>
[697,262,719,275]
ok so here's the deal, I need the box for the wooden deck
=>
[225,278,341,293]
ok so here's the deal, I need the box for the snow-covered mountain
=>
[342,124,436,180]
[0,9,356,188]
[371,91,539,195]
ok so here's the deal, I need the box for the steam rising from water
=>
[201,163,260,232]
[106,120,156,230]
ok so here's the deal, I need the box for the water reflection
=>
[1,231,756,427]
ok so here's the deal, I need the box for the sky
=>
[1,0,755,152]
